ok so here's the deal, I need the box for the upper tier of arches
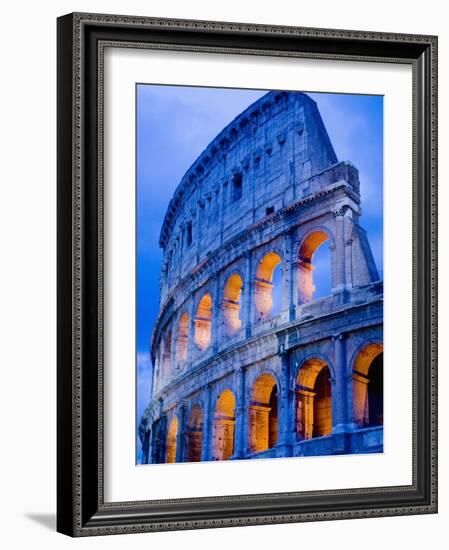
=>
[152,214,381,393]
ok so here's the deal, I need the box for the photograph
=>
[136,85,384,465]
[53,9,437,538]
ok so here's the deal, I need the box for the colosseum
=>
[139,90,383,465]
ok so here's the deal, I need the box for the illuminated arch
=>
[352,343,384,427]
[249,373,278,452]
[297,230,331,304]
[165,416,178,463]
[194,293,212,350]
[185,405,203,462]
[296,358,332,439]
[222,273,243,336]
[254,252,282,321]
[211,390,236,460]
[176,312,189,364]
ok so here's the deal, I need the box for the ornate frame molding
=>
[57,12,437,536]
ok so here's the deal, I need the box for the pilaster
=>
[331,333,353,433]
[233,366,247,457]
[175,402,186,462]
[201,384,213,461]
[277,349,293,454]
[283,230,297,321]
[243,251,253,338]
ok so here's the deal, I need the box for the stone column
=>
[332,207,347,302]
[277,349,293,455]
[233,366,247,457]
[282,231,297,321]
[187,300,196,360]
[201,384,213,461]
[332,333,351,433]
[170,325,177,377]
[242,251,254,338]
[218,179,225,246]
[141,429,150,464]
[159,337,166,387]
[295,389,316,439]
[352,372,369,427]
[149,423,157,464]
[175,403,186,463]
[151,351,158,395]
[196,200,203,261]
[212,275,220,352]
[291,260,299,318]
[344,234,354,289]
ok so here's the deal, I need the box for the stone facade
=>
[139,91,383,464]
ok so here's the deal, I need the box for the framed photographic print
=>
[57,12,438,536]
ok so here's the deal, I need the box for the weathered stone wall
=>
[140,91,383,464]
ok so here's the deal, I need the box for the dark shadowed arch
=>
[296,358,332,439]
[185,405,203,462]
[352,343,384,427]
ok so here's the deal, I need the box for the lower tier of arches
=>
[142,338,383,464]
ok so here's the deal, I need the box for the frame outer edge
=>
[57,12,438,536]
[57,13,77,537]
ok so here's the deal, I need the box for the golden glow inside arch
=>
[212,389,236,461]
[352,343,384,427]
[296,358,332,439]
[249,373,278,452]
[353,343,383,376]
[254,252,282,321]
[194,293,212,350]
[165,416,178,463]
[185,405,203,462]
[222,273,243,336]
[176,312,189,363]
[297,230,330,304]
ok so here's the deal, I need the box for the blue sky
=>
[136,85,383,461]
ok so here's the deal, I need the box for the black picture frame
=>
[57,12,438,537]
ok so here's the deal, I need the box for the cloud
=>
[137,352,153,421]
[137,351,152,371]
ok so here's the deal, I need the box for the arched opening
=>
[222,274,243,336]
[165,416,178,463]
[352,343,384,427]
[254,252,282,321]
[249,374,278,453]
[185,405,203,462]
[162,329,172,380]
[194,293,212,350]
[298,230,331,304]
[368,353,383,426]
[211,390,236,460]
[296,358,332,439]
[152,417,167,464]
[176,312,189,364]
